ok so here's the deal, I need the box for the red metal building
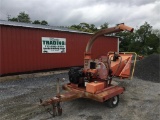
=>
[0,20,119,75]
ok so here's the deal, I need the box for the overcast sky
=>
[0,0,160,29]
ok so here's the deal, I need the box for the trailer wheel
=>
[106,95,119,108]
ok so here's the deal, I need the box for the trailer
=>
[39,23,137,117]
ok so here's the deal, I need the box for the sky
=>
[0,0,160,29]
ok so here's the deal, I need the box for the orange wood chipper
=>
[39,23,137,117]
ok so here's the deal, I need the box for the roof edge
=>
[0,20,119,38]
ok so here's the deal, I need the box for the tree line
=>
[8,12,48,25]
[8,12,160,55]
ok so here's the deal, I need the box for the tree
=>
[115,31,136,52]
[70,22,110,33]
[89,24,98,33]
[41,20,48,25]
[135,22,159,55]
[70,24,81,31]
[117,22,160,55]
[8,12,49,25]
[17,12,31,23]
[32,20,48,25]
[100,22,109,29]
[144,32,160,54]
[152,29,160,53]
[70,22,98,33]
[70,22,160,54]
[152,29,160,39]
[8,17,18,22]
[32,20,41,24]
[9,12,31,23]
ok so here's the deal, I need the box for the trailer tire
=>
[106,95,119,108]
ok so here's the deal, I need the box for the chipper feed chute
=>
[109,52,137,79]
[39,23,137,117]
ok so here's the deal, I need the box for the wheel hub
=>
[113,96,118,105]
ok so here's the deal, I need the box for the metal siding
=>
[0,25,118,75]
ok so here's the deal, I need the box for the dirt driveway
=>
[0,72,160,120]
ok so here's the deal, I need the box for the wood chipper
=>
[39,23,137,117]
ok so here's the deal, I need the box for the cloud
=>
[0,0,159,29]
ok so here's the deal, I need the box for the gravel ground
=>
[0,72,160,120]
[134,54,160,83]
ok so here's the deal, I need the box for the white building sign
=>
[42,37,66,53]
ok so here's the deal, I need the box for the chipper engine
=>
[39,23,137,117]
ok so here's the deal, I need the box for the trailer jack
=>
[40,99,62,117]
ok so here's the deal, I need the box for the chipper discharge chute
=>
[39,23,137,117]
